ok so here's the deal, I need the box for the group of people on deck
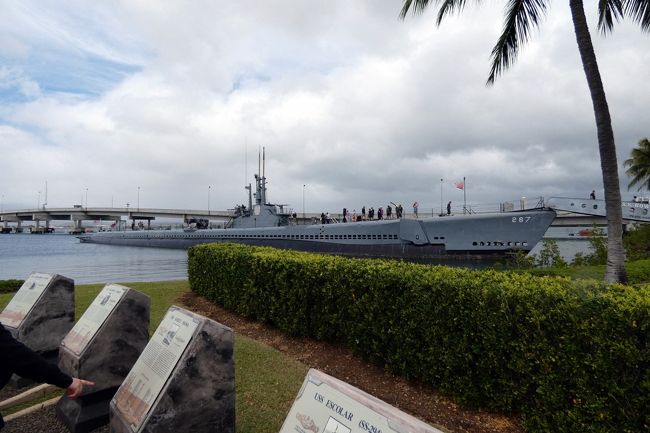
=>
[315,198,459,224]
[340,204,402,223]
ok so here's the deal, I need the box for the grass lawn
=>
[514,264,604,281]
[0,281,307,432]
[512,258,650,285]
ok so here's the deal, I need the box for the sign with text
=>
[280,369,444,433]
[111,306,199,433]
[61,284,127,355]
[0,273,53,328]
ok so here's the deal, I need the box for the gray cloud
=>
[0,0,648,216]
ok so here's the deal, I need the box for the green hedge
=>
[189,243,650,433]
[0,280,24,294]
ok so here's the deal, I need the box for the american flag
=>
[454,180,464,190]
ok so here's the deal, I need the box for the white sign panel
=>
[112,306,199,433]
[280,369,444,433]
[0,273,53,328]
[61,284,127,355]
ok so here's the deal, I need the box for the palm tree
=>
[624,138,650,192]
[401,0,650,283]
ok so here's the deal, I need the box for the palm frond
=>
[400,0,470,24]
[487,0,547,85]
[436,0,470,25]
[623,0,650,30]
[598,0,624,34]
[624,138,650,190]
[400,0,433,19]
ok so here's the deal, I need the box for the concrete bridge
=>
[0,206,237,233]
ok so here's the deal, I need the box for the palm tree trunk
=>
[569,0,627,283]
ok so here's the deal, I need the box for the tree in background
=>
[624,138,650,192]
[400,0,650,283]
[624,223,650,260]
[535,239,567,268]
[571,226,608,265]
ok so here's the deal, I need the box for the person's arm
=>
[1,325,93,397]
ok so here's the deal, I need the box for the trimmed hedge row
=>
[188,243,650,433]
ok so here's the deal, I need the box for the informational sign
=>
[280,370,443,433]
[61,284,127,355]
[112,307,199,433]
[0,273,53,328]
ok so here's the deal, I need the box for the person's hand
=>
[66,378,95,399]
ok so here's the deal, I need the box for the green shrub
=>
[0,280,24,294]
[535,239,567,268]
[189,243,650,433]
[586,226,608,265]
[570,226,607,266]
[570,251,590,267]
[625,223,650,260]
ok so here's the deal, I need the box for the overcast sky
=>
[1,0,648,216]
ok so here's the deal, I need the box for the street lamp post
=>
[137,186,140,211]
[440,178,443,216]
[208,185,211,215]
[302,184,306,222]
[37,191,41,209]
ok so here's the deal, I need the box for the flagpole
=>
[463,176,466,214]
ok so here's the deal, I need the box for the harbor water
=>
[0,234,187,284]
[0,232,593,284]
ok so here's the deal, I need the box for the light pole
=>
[137,186,140,211]
[440,178,443,216]
[37,191,41,209]
[302,184,305,221]
[208,185,211,214]
[85,188,88,209]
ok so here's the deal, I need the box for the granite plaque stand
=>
[109,305,235,433]
[56,284,151,433]
[279,369,448,433]
[0,272,75,388]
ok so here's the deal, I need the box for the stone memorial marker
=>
[56,283,151,433]
[109,305,235,433]
[0,272,75,387]
[279,369,447,433]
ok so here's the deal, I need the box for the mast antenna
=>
[262,146,266,204]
